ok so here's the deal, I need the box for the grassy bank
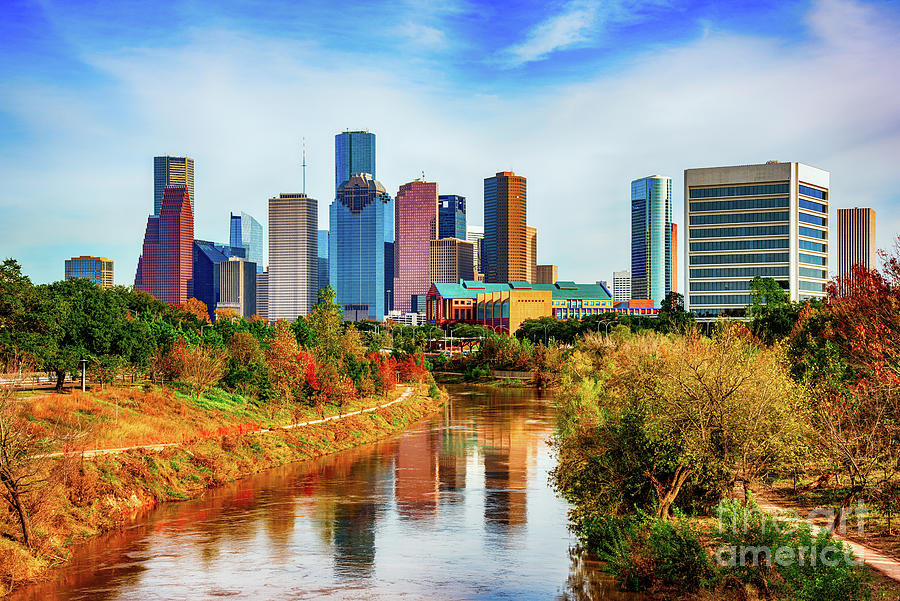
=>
[0,382,444,596]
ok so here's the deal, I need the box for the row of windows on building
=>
[690,282,824,305]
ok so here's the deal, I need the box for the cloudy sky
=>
[2,0,899,287]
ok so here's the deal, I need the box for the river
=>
[10,385,638,601]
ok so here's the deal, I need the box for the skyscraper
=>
[191,240,250,321]
[671,223,678,295]
[430,238,475,284]
[438,195,466,240]
[837,208,876,279]
[535,264,558,285]
[135,186,194,304]
[684,161,830,317]
[526,225,537,283]
[268,193,318,321]
[317,229,330,295]
[257,270,268,321]
[394,180,438,313]
[612,269,631,303]
[631,175,672,303]
[217,257,257,319]
[484,171,527,283]
[335,130,376,192]
[466,226,484,275]
[329,174,393,321]
[65,256,114,289]
[229,212,264,273]
[154,156,194,216]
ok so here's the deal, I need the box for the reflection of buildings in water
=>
[394,427,440,520]
[477,390,544,532]
[304,446,395,579]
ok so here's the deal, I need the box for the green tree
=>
[748,276,799,344]
[306,286,344,364]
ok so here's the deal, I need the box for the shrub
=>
[602,514,712,593]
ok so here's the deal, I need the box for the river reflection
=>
[10,385,641,601]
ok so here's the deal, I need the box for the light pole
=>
[79,358,88,392]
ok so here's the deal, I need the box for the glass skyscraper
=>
[229,212,264,273]
[154,156,194,216]
[438,195,466,240]
[317,229,329,295]
[329,174,393,321]
[631,175,672,304]
[334,131,376,192]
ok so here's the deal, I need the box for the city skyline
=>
[2,0,900,288]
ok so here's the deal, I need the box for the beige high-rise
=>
[684,161,830,318]
[526,225,537,283]
[837,208,876,279]
[268,193,318,321]
[430,238,474,283]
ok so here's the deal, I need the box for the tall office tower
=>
[612,269,632,303]
[268,193,318,321]
[837,208,876,280]
[154,156,194,216]
[317,230,329,295]
[65,256,114,289]
[484,171,527,283]
[535,264,558,285]
[526,225,537,283]
[229,212,264,273]
[466,226,484,274]
[394,180,438,313]
[217,257,257,319]
[256,270,268,321]
[430,238,474,283]
[329,174,393,321]
[334,130,376,192]
[671,223,678,294]
[438,195,466,240]
[135,186,194,303]
[191,240,250,321]
[631,175,672,303]
[684,161,830,318]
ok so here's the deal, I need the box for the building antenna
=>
[301,137,307,194]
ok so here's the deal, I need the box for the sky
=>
[1,0,899,288]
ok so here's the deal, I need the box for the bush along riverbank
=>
[550,323,900,600]
[0,381,445,596]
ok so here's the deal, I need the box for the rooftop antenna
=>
[301,137,307,194]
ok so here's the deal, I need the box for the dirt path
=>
[753,493,900,583]
[42,386,416,460]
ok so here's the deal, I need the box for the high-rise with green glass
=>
[631,175,672,304]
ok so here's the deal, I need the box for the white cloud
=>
[499,1,599,66]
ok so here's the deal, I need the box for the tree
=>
[173,297,211,324]
[0,370,56,547]
[657,292,693,332]
[748,276,799,344]
[553,326,805,522]
[306,286,344,364]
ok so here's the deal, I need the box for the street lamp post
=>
[79,358,88,392]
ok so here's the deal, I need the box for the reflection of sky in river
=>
[9,387,639,601]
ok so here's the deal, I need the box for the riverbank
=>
[0,382,445,596]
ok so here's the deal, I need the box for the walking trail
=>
[753,493,900,583]
[42,385,416,460]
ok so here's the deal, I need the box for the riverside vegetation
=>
[0,259,444,595]
[547,240,900,600]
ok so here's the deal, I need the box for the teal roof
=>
[428,280,612,301]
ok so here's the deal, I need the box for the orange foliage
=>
[173,297,210,323]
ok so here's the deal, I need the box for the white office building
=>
[684,161,830,318]
[612,270,632,303]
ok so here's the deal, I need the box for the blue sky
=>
[2,0,899,287]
